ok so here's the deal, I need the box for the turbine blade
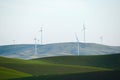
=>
[75,33,79,42]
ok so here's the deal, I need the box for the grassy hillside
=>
[0,66,31,80]
[10,71,120,80]
[34,54,120,70]
[0,54,119,80]
[0,56,110,77]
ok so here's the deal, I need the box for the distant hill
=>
[0,42,120,59]
[35,54,120,70]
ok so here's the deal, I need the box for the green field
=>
[0,66,31,80]
[11,70,120,80]
[0,54,120,80]
[36,54,120,70]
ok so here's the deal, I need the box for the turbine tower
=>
[13,40,15,45]
[38,40,39,43]
[100,36,103,44]
[75,33,80,56]
[39,26,43,45]
[82,23,86,43]
[34,38,37,57]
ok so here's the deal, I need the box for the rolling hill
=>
[0,53,120,80]
[0,42,120,59]
[0,56,109,76]
[0,66,31,80]
[34,53,120,70]
[10,71,120,80]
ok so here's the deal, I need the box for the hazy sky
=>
[0,0,120,46]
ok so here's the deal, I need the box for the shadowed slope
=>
[11,70,120,80]
[34,54,120,70]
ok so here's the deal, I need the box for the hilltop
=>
[0,42,120,59]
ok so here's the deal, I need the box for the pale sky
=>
[0,0,120,46]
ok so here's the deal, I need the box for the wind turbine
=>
[82,23,86,43]
[13,40,16,45]
[39,26,43,45]
[38,40,40,43]
[100,36,103,44]
[75,33,80,56]
[34,38,37,58]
